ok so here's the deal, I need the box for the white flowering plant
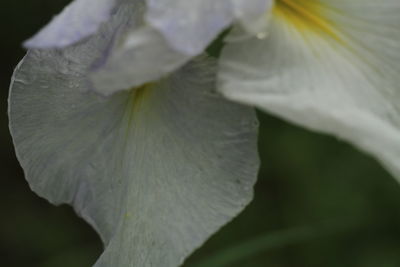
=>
[7,0,400,266]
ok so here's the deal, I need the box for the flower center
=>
[273,0,342,42]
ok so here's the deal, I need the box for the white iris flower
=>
[9,2,259,267]
[219,0,400,180]
[9,0,400,266]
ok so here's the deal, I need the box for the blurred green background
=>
[2,1,400,266]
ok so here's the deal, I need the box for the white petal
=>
[90,26,191,95]
[219,0,400,178]
[23,0,272,95]
[25,0,117,48]
[9,48,259,266]
[25,0,271,95]
[61,0,192,95]
[230,0,273,35]
[145,0,271,55]
[30,0,190,96]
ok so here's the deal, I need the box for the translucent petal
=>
[219,0,400,178]
[230,0,273,35]
[145,0,271,55]
[24,0,272,94]
[27,0,191,96]
[25,0,117,48]
[90,26,191,95]
[69,0,194,95]
[9,47,259,266]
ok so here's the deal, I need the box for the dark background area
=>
[2,1,400,266]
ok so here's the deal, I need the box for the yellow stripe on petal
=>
[124,83,155,131]
[132,83,153,111]
[273,0,343,43]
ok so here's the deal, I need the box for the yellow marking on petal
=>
[132,83,153,111]
[125,83,154,130]
[273,0,343,43]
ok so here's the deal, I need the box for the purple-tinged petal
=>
[25,0,118,49]
[145,0,271,56]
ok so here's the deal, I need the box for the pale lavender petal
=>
[145,0,271,55]
[25,0,118,49]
